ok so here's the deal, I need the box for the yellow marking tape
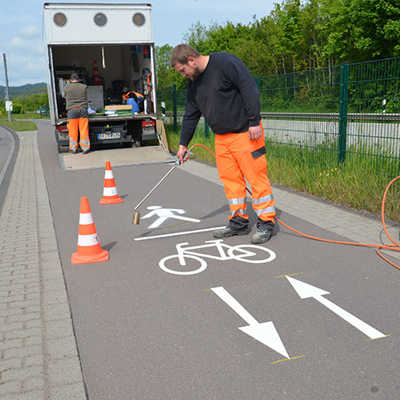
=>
[275,272,303,279]
[365,334,391,341]
[272,354,304,364]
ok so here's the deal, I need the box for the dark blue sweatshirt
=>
[180,52,261,147]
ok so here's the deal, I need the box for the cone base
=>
[99,196,124,205]
[71,249,109,264]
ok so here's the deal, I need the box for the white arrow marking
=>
[211,287,289,358]
[286,277,386,340]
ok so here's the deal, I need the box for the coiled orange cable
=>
[190,144,400,270]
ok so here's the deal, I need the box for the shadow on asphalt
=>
[102,241,117,251]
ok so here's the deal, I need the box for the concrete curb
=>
[0,126,19,216]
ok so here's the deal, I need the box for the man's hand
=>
[177,144,189,164]
[248,125,262,140]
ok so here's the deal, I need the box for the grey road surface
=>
[36,119,400,400]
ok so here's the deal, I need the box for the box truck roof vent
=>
[53,12,67,27]
[133,13,145,26]
[94,12,107,27]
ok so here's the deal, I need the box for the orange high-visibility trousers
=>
[215,126,275,223]
[68,113,90,152]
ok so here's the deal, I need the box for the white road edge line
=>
[134,226,226,241]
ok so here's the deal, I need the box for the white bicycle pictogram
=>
[159,239,276,276]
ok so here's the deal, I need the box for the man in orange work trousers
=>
[171,44,276,244]
[64,73,90,153]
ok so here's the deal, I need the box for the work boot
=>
[213,216,250,239]
[251,219,276,244]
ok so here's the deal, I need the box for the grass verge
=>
[14,113,49,120]
[0,117,37,131]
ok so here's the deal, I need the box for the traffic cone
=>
[71,197,109,264]
[99,161,124,205]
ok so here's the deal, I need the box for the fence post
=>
[204,121,209,138]
[338,63,349,164]
[172,84,178,132]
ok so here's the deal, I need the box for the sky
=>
[0,0,276,87]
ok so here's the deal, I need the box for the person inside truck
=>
[122,87,145,112]
[171,44,277,244]
[64,72,91,154]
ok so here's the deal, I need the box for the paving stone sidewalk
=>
[0,130,86,400]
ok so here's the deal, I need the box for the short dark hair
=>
[170,44,200,67]
[70,72,80,81]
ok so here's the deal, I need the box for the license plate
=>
[97,132,121,140]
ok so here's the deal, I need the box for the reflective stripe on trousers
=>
[228,198,248,219]
[215,126,275,222]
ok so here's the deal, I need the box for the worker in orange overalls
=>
[171,44,276,244]
[64,73,90,153]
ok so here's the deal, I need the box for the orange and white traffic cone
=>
[99,161,124,205]
[71,197,109,264]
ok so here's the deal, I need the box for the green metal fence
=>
[342,58,400,178]
[258,65,341,172]
[158,56,400,178]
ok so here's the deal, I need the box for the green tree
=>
[156,0,400,90]
[155,44,185,89]
[320,0,400,63]
[17,92,48,112]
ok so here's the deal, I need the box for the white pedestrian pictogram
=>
[141,205,201,228]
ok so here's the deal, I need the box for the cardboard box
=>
[104,104,132,111]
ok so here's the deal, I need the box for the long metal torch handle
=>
[133,165,178,211]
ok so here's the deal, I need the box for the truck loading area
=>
[51,44,153,118]
[50,43,157,151]
[36,119,400,400]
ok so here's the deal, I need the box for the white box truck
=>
[43,2,159,152]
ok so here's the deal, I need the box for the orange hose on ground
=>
[376,176,400,269]
[190,144,400,270]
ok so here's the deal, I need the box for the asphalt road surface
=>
[36,120,400,400]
